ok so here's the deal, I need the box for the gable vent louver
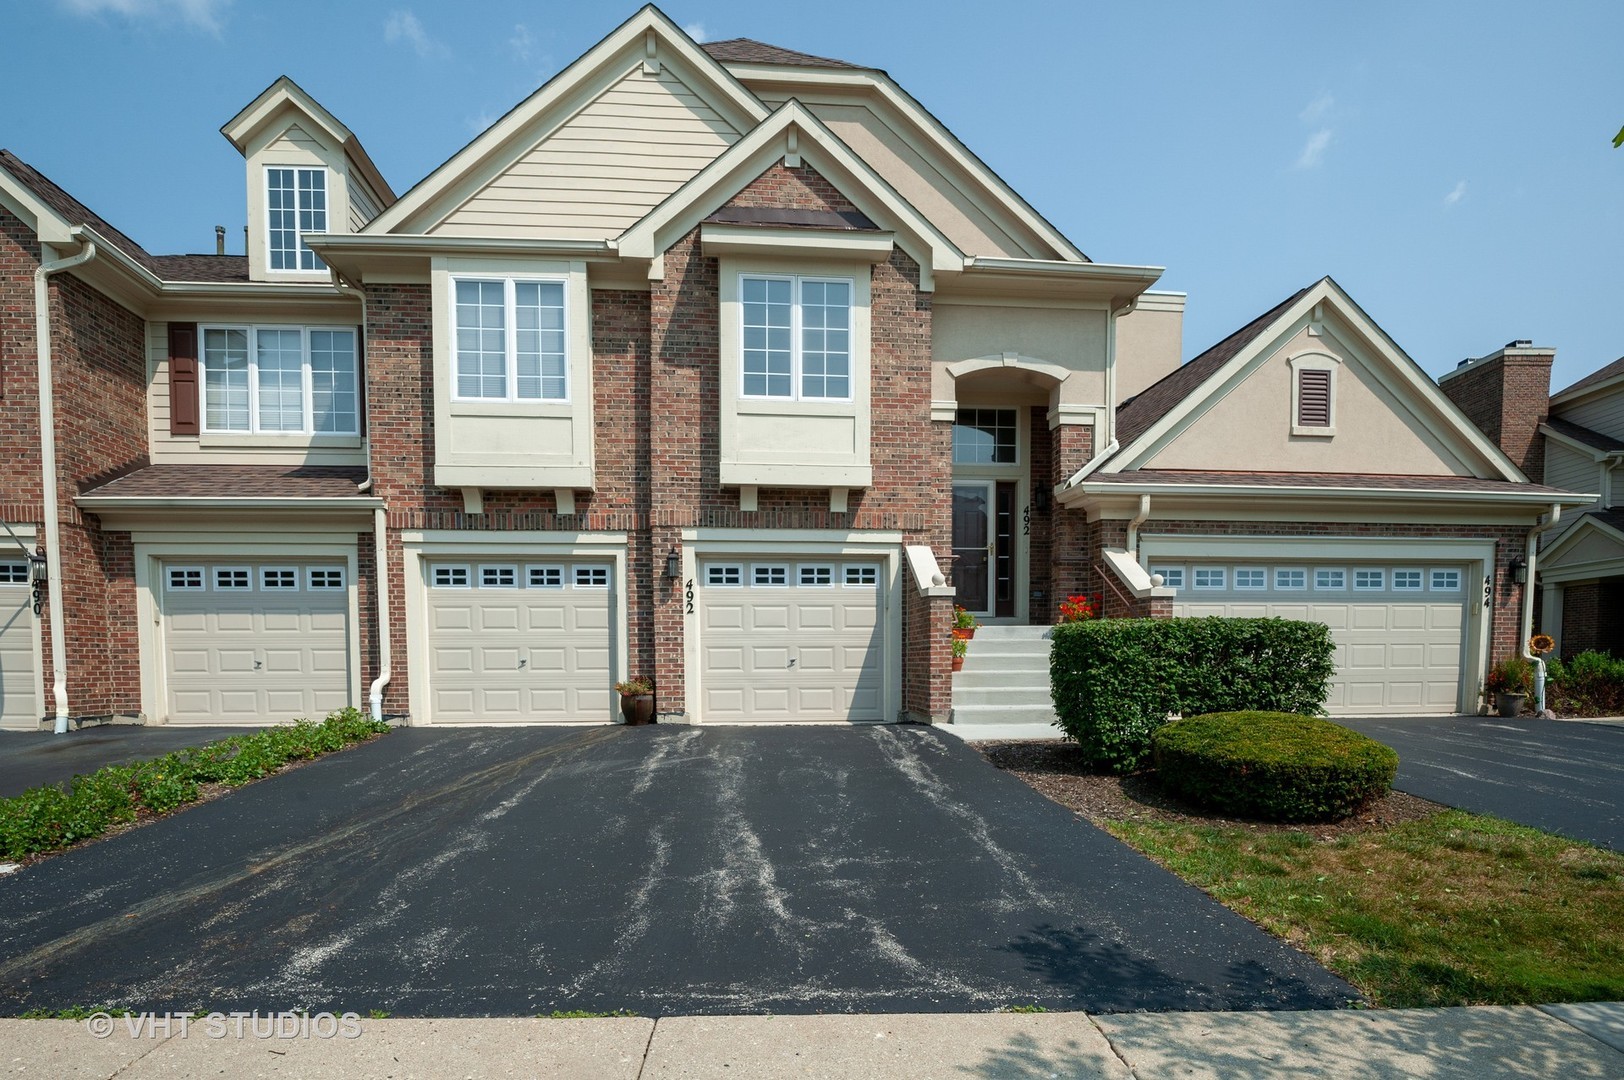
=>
[1297,369,1332,427]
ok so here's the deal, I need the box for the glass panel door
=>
[952,483,992,614]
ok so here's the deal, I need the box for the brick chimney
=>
[1437,340,1554,480]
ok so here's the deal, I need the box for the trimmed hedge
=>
[1051,616,1335,773]
[0,709,389,861]
[1152,711,1397,822]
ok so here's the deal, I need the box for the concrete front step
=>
[953,686,1052,707]
[950,703,1060,726]
[968,624,1053,640]
[961,637,1054,657]
[952,668,1050,688]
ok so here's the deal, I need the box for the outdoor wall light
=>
[27,552,47,585]
[1032,487,1050,513]
[1508,557,1528,585]
[665,547,681,579]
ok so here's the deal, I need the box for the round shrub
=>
[1151,711,1398,822]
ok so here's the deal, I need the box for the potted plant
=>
[614,676,656,726]
[951,635,967,672]
[953,606,979,641]
[1058,594,1100,623]
[1484,657,1532,717]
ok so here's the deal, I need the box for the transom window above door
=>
[739,274,851,400]
[453,277,568,402]
[953,408,1018,465]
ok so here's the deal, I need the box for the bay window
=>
[201,325,358,435]
[266,166,327,272]
[741,274,851,401]
[454,277,568,401]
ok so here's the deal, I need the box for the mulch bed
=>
[975,739,1444,839]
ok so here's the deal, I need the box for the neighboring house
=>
[0,6,1587,733]
[1535,357,1624,656]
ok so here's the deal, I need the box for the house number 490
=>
[684,578,695,614]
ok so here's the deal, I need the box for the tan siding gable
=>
[349,176,381,231]
[1555,527,1624,568]
[1143,324,1480,476]
[267,123,324,157]
[432,66,739,240]
[1544,440,1600,501]
[1556,387,1624,440]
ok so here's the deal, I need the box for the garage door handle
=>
[254,659,262,671]
[518,658,527,669]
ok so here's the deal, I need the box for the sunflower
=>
[1529,633,1556,656]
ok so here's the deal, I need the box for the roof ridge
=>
[700,37,857,69]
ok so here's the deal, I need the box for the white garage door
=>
[0,559,40,731]
[698,559,884,722]
[162,562,352,724]
[1163,561,1469,715]
[425,561,614,723]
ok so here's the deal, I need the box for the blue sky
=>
[5,0,1620,390]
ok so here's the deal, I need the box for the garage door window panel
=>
[1354,569,1385,591]
[844,565,878,586]
[308,568,345,589]
[1430,569,1462,591]
[167,567,205,591]
[433,565,470,589]
[753,565,788,587]
[0,562,25,584]
[261,567,299,590]
[707,565,743,587]
[528,566,564,589]
[1234,568,1266,590]
[1193,567,1226,590]
[1152,566,1183,590]
[1274,568,1306,590]
[480,565,518,588]
[1315,568,1347,590]
[574,566,609,588]
[1393,569,1423,591]
[214,567,251,590]
[799,565,834,587]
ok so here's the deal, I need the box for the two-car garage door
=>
[1163,560,1470,715]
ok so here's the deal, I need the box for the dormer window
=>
[266,166,327,271]
[1289,353,1339,436]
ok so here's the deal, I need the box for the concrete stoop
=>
[948,624,1061,740]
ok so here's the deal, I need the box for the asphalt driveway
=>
[1340,717,1624,851]
[0,726,254,799]
[0,725,1353,1017]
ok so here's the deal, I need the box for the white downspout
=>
[36,238,98,734]
[1520,502,1562,714]
[330,271,390,721]
[1127,494,1151,560]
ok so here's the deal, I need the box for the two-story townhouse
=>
[0,6,1588,734]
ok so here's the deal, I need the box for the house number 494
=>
[684,578,695,614]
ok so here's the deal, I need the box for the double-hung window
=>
[454,278,568,402]
[740,274,851,401]
[201,325,358,435]
[266,166,327,271]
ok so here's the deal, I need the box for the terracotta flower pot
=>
[951,655,965,672]
[620,693,656,725]
[951,627,972,642]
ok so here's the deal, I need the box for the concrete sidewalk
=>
[3,1003,1620,1078]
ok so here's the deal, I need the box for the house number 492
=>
[684,578,695,614]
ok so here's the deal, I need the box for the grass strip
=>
[0,708,390,862]
[1106,809,1624,1007]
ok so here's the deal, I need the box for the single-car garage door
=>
[698,558,884,722]
[1,559,39,731]
[163,562,352,724]
[425,561,614,723]
[1162,560,1469,715]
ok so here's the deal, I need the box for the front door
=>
[952,481,1016,617]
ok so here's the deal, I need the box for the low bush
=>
[1050,617,1335,773]
[0,708,390,861]
[1546,651,1624,717]
[1151,711,1398,822]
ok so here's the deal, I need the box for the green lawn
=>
[1107,809,1624,1007]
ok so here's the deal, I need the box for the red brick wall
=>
[1026,406,1053,623]
[1438,350,1553,480]
[1559,580,1624,658]
[0,209,44,522]
[1046,425,1095,622]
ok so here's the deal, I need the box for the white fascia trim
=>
[1539,422,1624,462]
[1101,547,1173,599]
[905,544,955,598]
[1551,372,1624,407]
[220,77,397,206]
[618,100,962,288]
[398,530,628,547]
[1064,481,1596,508]
[366,9,766,236]
[1134,291,1187,312]
[678,527,904,546]
[0,171,76,245]
[75,497,384,511]
[307,234,616,259]
[699,223,894,262]
[961,256,1164,284]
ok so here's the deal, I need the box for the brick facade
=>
[1438,347,1553,480]
[1557,580,1624,658]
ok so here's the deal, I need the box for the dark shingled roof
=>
[1544,417,1624,454]
[701,38,857,69]
[1113,284,1314,450]
[1553,356,1624,400]
[1,149,250,284]
[704,206,877,231]
[81,465,368,500]
[1084,470,1575,496]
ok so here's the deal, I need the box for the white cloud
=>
[1444,180,1467,207]
[1299,92,1334,123]
[385,9,441,58]
[683,21,707,43]
[1295,128,1332,169]
[59,0,228,34]
[509,23,533,61]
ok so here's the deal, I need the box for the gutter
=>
[1059,480,1597,509]
[1521,503,1563,714]
[73,497,384,512]
[36,239,98,733]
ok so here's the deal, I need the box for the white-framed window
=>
[201,325,358,435]
[1151,567,1184,589]
[845,564,878,586]
[1393,569,1423,591]
[799,565,834,586]
[213,567,251,590]
[1234,567,1267,590]
[166,566,204,590]
[574,565,609,588]
[261,567,299,590]
[480,565,518,588]
[1430,569,1462,592]
[1193,567,1226,589]
[1353,569,1385,591]
[527,566,564,589]
[308,567,345,589]
[752,565,788,587]
[266,165,327,272]
[1314,568,1346,590]
[453,277,568,402]
[706,565,743,587]
[432,565,470,589]
[0,562,27,584]
[1274,568,1307,590]
[739,274,851,401]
